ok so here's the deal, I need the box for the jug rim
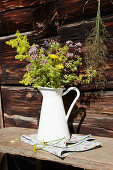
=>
[38,86,65,91]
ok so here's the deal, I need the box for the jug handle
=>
[62,87,80,122]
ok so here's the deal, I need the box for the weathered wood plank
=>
[0,87,5,169]
[0,8,33,36]
[33,1,57,39]
[0,127,113,170]
[33,1,113,39]
[64,90,113,138]
[1,86,42,128]
[0,15,113,86]
[57,0,113,22]
[60,15,113,42]
[0,1,57,37]
[33,0,113,30]
[72,91,113,137]
[0,0,55,12]
[72,123,113,138]
[1,86,113,137]
[1,0,113,37]
[0,0,113,140]
[0,89,3,128]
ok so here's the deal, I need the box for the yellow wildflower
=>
[56,64,64,69]
[10,140,16,144]
[33,144,36,153]
[15,138,18,141]
[42,140,45,147]
[48,54,58,59]
[10,138,19,143]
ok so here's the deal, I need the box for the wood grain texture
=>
[0,90,3,128]
[0,0,56,37]
[1,0,113,37]
[60,15,113,42]
[0,127,113,170]
[33,0,113,28]
[64,90,113,138]
[0,15,113,86]
[58,0,113,22]
[0,8,33,36]
[0,0,113,139]
[33,1,113,39]
[1,86,113,137]
[1,86,42,128]
[0,0,55,12]
[74,91,113,137]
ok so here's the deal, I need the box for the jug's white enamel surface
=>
[37,87,80,142]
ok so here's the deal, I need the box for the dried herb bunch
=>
[84,0,108,89]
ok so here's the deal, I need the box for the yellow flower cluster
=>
[33,144,36,153]
[48,54,58,59]
[56,64,64,69]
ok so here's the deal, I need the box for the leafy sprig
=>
[6,31,97,89]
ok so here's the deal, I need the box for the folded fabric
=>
[21,134,101,158]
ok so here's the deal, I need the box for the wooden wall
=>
[0,0,113,138]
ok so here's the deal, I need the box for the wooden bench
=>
[0,127,113,170]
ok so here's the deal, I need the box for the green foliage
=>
[6,30,30,61]
[6,31,97,89]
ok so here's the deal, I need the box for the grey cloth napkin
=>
[21,134,101,158]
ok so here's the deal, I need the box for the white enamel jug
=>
[37,87,80,142]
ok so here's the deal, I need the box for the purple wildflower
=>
[44,40,49,46]
[36,77,40,80]
[42,59,47,63]
[66,53,70,57]
[30,55,34,60]
[74,42,82,47]
[51,40,55,43]
[35,44,39,48]
[70,53,74,57]
[30,77,33,83]
[29,44,39,54]
[64,69,67,73]
[30,54,38,60]
[66,52,74,58]
[66,40,73,45]
[42,48,45,51]
[27,63,31,71]
[69,44,73,47]
[76,55,80,59]
[41,54,46,58]
[78,48,82,53]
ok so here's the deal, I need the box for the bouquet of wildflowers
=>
[6,31,96,89]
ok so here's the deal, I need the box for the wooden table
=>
[0,127,113,170]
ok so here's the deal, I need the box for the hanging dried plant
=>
[83,0,108,89]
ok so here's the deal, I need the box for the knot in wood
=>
[26,93,32,98]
